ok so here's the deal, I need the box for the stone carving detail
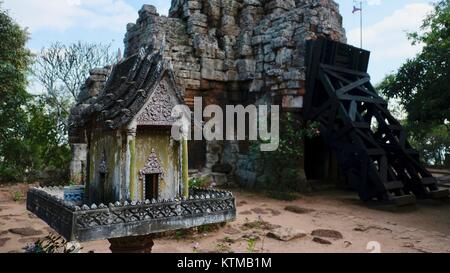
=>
[74,196,235,229]
[99,151,108,174]
[27,187,235,241]
[136,82,176,126]
[27,189,75,240]
[139,149,163,177]
[139,149,164,198]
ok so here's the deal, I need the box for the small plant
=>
[250,113,321,195]
[242,216,278,231]
[165,228,195,240]
[189,176,210,188]
[12,191,23,202]
[197,223,221,234]
[247,237,257,253]
[222,236,234,244]
[216,242,233,253]
[174,230,186,240]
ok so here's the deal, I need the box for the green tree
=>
[251,113,320,198]
[0,3,33,181]
[378,0,450,166]
[0,4,114,183]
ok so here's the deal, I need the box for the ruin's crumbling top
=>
[123,0,346,93]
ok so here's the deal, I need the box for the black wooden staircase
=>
[304,38,449,205]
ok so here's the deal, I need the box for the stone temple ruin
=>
[71,0,347,188]
[27,0,448,251]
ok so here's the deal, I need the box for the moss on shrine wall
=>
[87,127,181,203]
[135,128,180,200]
[88,130,122,204]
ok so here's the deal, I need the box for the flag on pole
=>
[353,1,363,48]
[353,6,362,14]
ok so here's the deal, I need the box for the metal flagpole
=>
[360,1,363,48]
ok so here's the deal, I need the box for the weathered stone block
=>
[188,13,208,27]
[184,79,201,89]
[186,0,202,10]
[244,0,262,7]
[276,48,293,66]
[249,79,264,92]
[139,4,158,18]
[271,37,290,49]
[282,95,304,110]
[265,0,296,11]
[187,24,207,35]
[193,34,218,57]
[236,59,256,80]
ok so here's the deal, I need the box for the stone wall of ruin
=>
[77,0,347,187]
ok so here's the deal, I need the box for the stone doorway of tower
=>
[304,134,345,189]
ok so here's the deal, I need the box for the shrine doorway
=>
[145,174,159,200]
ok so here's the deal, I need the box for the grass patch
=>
[241,218,280,231]
[246,237,257,253]
[198,223,224,233]
[189,176,211,188]
[216,242,233,253]
[12,191,23,202]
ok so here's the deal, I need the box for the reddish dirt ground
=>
[0,184,449,253]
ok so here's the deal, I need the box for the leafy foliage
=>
[0,3,114,182]
[251,113,320,194]
[377,0,450,166]
[0,3,33,182]
[12,191,23,202]
[189,176,210,188]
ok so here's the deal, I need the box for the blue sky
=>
[3,0,438,84]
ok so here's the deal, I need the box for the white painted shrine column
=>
[70,143,88,185]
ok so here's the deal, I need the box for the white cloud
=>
[348,3,433,61]
[366,0,382,6]
[3,0,139,32]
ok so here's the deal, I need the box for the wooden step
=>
[421,177,437,186]
[384,181,404,191]
[352,122,370,129]
[390,194,416,206]
[387,125,403,131]
[367,149,385,156]
[429,188,449,199]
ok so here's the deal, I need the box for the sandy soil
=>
[0,184,449,253]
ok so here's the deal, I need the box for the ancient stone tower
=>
[70,0,347,188]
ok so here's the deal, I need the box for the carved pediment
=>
[139,149,163,176]
[136,81,177,126]
[139,149,164,200]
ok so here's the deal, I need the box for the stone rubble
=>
[267,227,307,241]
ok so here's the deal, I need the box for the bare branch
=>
[31,41,115,144]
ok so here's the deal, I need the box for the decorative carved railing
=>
[27,187,236,242]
